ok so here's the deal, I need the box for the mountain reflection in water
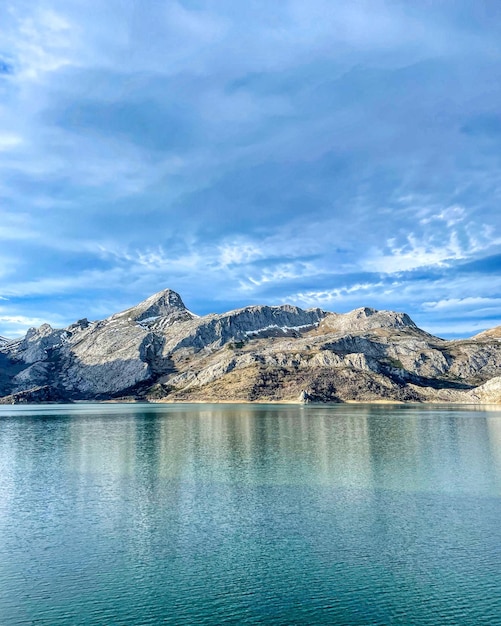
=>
[0,403,500,625]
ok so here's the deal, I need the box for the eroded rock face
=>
[1,288,501,403]
[158,304,327,354]
[468,376,501,403]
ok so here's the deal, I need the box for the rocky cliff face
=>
[1,288,501,404]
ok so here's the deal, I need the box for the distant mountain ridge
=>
[1,288,501,404]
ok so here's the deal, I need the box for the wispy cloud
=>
[422,296,501,313]
[0,133,23,151]
[363,207,501,274]
[217,241,265,267]
[0,312,64,338]
[290,282,386,308]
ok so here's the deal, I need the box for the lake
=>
[0,403,500,625]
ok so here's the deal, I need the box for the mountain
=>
[1,288,501,404]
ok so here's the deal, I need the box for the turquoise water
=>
[0,403,500,625]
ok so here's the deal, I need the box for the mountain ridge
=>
[1,288,500,404]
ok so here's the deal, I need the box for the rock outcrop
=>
[0,385,67,405]
[1,288,501,404]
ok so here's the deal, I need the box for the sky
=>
[1,0,501,339]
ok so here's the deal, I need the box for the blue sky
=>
[1,0,501,338]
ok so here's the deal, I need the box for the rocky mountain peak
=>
[472,325,501,341]
[320,307,419,334]
[111,288,190,323]
[351,307,417,328]
[2,287,501,405]
[24,323,55,341]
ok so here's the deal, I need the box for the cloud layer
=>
[1,0,501,337]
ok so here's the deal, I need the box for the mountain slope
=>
[1,289,500,404]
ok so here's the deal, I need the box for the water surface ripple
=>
[0,403,500,625]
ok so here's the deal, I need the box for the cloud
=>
[1,0,501,337]
[218,241,265,267]
[362,207,501,274]
[422,297,501,312]
[0,133,22,151]
[0,311,65,338]
[289,282,386,308]
[4,5,74,80]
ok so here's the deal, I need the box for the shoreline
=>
[1,398,500,407]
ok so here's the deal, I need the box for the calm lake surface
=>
[0,403,500,625]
